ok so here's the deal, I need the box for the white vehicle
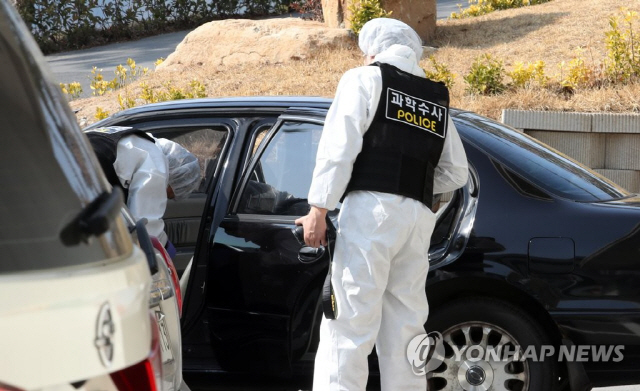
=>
[0,2,163,390]
[150,237,187,391]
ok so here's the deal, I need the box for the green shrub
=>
[70,57,208,116]
[557,56,595,92]
[423,56,456,89]
[136,80,208,107]
[509,60,547,88]
[464,54,506,95]
[95,107,110,120]
[348,0,392,35]
[450,0,551,19]
[605,10,640,83]
[89,58,150,96]
[118,92,136,110]
[15,0,293,53]
[59,82,83,100]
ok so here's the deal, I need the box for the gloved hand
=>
[164,240,177,259]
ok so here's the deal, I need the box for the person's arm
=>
[114,135,170,245]
[433,117,469,194]
[296,68,379,247]
[307,68,378,210]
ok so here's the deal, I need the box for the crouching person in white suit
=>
[86,126,201,255]
[295,18,469,391]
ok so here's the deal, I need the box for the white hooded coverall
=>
[113,134,170,245]
[308,19,469,391]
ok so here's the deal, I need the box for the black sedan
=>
[87,97,640,391]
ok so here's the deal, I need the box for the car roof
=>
[92,96,468,128]
[104,96,333,118]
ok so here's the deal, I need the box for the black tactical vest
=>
[86,127,155,201]
[343,62,450,209]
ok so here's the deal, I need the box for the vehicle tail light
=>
[151,237,183,317]
[110,312,162,391]
[0,383,23,391]
[148,268,173,309]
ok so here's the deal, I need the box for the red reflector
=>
[110,312,162,391]
[151,237,183,317]
[110,359,157,391]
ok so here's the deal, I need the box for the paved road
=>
[437,0,463,19]
[47,30,190,98]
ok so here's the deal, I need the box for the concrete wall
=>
[501,110,640,193]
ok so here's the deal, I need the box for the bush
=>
[89,58,150,97]
[95,107,110,120]
[85,58,208,110]
[59,82,83,100]
[451,0,551,19]
[557,55,596,92]
[509,60,547,88]
[139,80,207,104]
[423,56,456,90]
[290,0,323,22]
[464,54,505,95]
[605,10,640,83]
[348,0,392,35]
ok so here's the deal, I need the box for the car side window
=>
[252,125,272,156]
[237,121,322,216]
[153,127,228,193]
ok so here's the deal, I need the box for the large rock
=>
[322,0,352,29]
[157,18,354,71]
[322,0,436,42]
[385,0,436,42]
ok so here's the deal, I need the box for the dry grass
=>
[432,0,640,118]
[73,46,361,125]
[72,0,640,124]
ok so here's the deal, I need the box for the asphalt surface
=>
[437,0,464,18]
[46,30,190,98]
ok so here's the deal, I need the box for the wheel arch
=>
[426,275,564,346]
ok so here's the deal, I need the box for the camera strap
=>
[292,216,337,319]
[322,225,336,320]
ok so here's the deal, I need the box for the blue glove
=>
[165,240,177,259]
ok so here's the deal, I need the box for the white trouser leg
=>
[313,192,433,391]
[376,200,434,391]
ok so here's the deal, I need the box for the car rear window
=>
[455,114,631,202]
[0,10,132,272]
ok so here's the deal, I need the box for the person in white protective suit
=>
[86,127,201,248]
[294,18,469,391]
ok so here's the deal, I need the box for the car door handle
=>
[298,246,326,263]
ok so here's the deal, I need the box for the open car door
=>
[204,110,330,376]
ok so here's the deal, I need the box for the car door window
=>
[252,125,272,156]
[153,127,228,193]
[150,126,229,268]
[237,121,322,216]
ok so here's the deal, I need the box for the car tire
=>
[426,297,559,391]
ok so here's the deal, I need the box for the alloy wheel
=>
[428,321,529,391]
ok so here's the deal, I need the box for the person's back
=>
[295,18,468,391]
[87,127,200,246]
